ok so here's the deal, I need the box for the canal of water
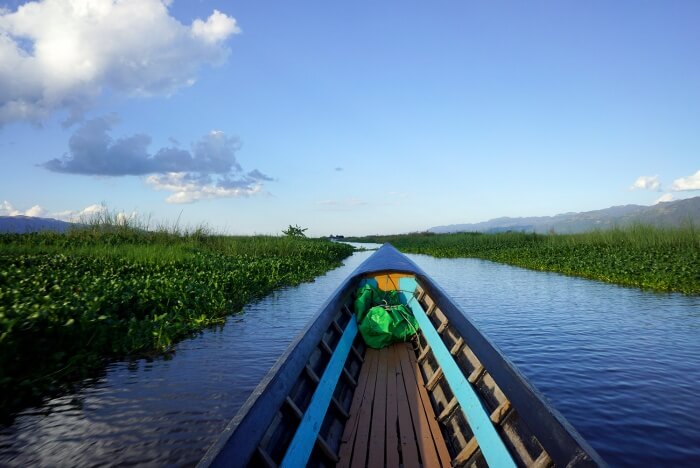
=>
[1,248,699,466]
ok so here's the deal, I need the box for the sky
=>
[1,0,699,236]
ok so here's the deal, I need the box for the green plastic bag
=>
[354,284,400,322]
[354,284,419,349]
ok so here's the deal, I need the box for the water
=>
[1,251,699,466]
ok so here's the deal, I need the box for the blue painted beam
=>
[399,278,517,468]
[280,317,358,467]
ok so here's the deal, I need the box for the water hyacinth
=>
[348,225,700,295]
[0,223,353,417]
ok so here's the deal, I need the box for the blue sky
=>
[1,0,699,236]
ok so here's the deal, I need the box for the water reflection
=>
[1,250,699,466]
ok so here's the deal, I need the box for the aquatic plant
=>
[348,225,700,294]
[0,224,353,416]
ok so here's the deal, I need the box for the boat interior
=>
[246,272,554,468]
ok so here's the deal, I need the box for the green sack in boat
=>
[354,284,419,349]
[354,283,401,322]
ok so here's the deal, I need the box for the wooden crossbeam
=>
[285,396,303,419]
[256,446,278,468]
[320,339,334,355]
[438,397,459,423]
[467,364,485,384]
[450,337,465,355]
[331,319,344,335]
[331,396,350,420]
[454,437,479,465]
[417,344,432,364]
[315,435,339,464]
[342,368,358,387]
[490,400,512,425]
[532,450,554,468]
[350,345,364,363]
[305,365,319,384]
[425,367,444,391]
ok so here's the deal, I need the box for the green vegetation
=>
[282,224,308,237]
[0,219,353,416]
[349,225,700,294]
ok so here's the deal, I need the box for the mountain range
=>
[0,216,74,234]
[429,196,700,234]
[2,197,699,235]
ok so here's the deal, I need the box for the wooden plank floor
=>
[337,343,451,468]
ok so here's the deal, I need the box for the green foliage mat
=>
[348,226,700,295]
[0,230,354,416]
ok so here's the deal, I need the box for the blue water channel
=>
[1,248,699,466]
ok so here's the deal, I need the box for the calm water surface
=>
[1,250,699,466]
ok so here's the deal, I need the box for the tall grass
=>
[349,224,700,294]
[0,215,354,417]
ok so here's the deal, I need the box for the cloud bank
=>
[0,200,109,221]
[0,0,239,125]
[1,200,47,217]
[42,116,272,203]
[671,170,700,191]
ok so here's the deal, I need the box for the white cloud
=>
[146,172,263,204]
[24,204,47,217]
[73,203,107,219]
[192,9,240,43]
[671,170,700,191]
[0,0,239,125]
[0,200,21,216]
[1,200,46,217]
[630,175,661,191]
[654,193,674,204]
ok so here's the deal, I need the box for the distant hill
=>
[0,216,74,233]
[429,196,700,234]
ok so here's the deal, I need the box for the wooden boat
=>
[199,244,605,467]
